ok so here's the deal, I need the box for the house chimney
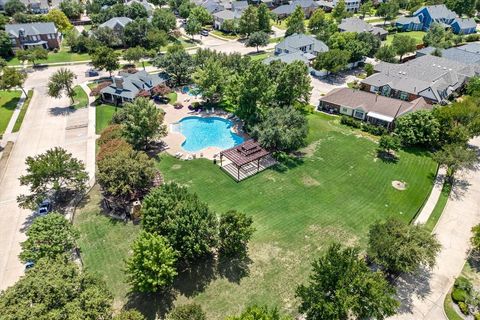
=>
[114,76,124,89]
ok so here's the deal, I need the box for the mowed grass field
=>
[0,90,21,135]
[385,31,427,45]
[75,112,436,319]
[95,104,119,134]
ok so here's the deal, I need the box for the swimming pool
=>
[174,116,244,152]
[182,85,202,97]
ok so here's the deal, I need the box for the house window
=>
[381,86,391,96]
[399,91,408,100]
[354,110,364,119]
[370,86,379,93]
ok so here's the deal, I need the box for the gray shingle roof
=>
[101,71,168,99]
[362,55,477,102]
[417,45,480,65]
[452,17,476,30]
[264,51,311,64]
[396,16,420,24]
[414,5,457,20]
[276,33,328,53]
[338,17,387,36]
[99,17,133,29]
[6,22,57,37]
[320,87,431,120]
[213,9,241,20]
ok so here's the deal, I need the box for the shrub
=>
[454,276,473,292]
[474,312,480,320]
[451,288,468,303]
[362,123,387,136]
[458,301,469,315]
[96,138,132,163]
[466,34,480,42]
[340,116,362,128]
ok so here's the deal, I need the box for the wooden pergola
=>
[219,140,274,181]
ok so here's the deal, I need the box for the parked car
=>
[36,199,52,216]
[85,69,99,77]
[24,261,35,270]
[200,29,209,36]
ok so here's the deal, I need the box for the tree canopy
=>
[368,217,441,275]
[17,147,88,209]
[91,47,120,76]
[126,231,178,292]
[20,212,79,263]
[285,5,305,36]
[394,110,440,146]
[0,258,112,320]
[392,33,417,60]
[226,305,291,320]
[296,243,399,320]
[47,68,76,104]
[121,97,167,149]
[433,143,478,181]
[141,183,218,262]
[219,210,255,256]
[167,304,207,320]
[252,106,308,152]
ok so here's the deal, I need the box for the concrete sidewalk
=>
[414,166,447,225]
[390,137,480,320]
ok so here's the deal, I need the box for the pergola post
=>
[257,158,260,173]
[237,165,240,181]
[220,154,223,167]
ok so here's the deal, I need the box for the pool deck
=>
[159,91,247,161]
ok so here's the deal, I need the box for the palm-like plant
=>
[47,68,76,105]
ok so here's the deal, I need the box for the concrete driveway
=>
[0,64,100,291]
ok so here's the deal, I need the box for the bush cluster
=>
[340,116,387,136]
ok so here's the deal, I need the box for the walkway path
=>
[390,137,480,320]
[414,166,447,225]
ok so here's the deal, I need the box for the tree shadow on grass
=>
[272,154,304,173]
[124,252,252,320]
[124,289,176,320]
[393,267,432,315]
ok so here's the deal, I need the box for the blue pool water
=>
[182,85,202,97]
[175,116,244,152]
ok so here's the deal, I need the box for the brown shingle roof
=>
[320,88,432,119]
[220,140,270,167]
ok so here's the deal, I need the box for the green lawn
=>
[385,31,427,45]
[210,30,240,40]
[0,90,21,135]
[75,113,437,319]
[12,90,33,133]
[249,52,270,61]
[72,86,89,109]
[167,92,177,104]
[424,181,451,232]
[95,104,118,134]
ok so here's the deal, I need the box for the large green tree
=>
[0,31,13,58]
[245,31,269,52]
[141,183,218,263]
[114,310,146,320]
[285,5,305,36]
[252,106,308,152]
[445,0,476,16]
[20,212,79,263]
[392,34,417,60]
[433,144,478,182]
[16,47,48,66]
[0,258,112,319]
[193,58,229,102]
[332,0,347,22]
[126,231,178,292]
[257,3,271,33]
[154,46,194,86]
[59,0,84,19]
[0,67,28,96]
[121,97,167,149]
[189,5,212,25]
[368,218,441,276]
[91,47,120,76]
[377,0,399,25]
[239,5,259,36]
[17,147,88,209]
[185,17,202,39]
[394,110,441,146]
[314,49,350,74]
[308,8,337,42]
[123,46,148,69]
[4,0,26,16]
[151,8,177,33]
[375,45,397,63]
[274,60,311,106]
[123,18,151,48]
[47,68,76,104]
[218,210,255,256]
[296,244,399,320]
[423,23,453,48]
[97,149,156,203]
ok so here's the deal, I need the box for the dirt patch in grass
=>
[302,175,320,187]
[392,180,407,190]
[171,164,182,170]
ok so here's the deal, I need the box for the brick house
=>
[6,22,61,51]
